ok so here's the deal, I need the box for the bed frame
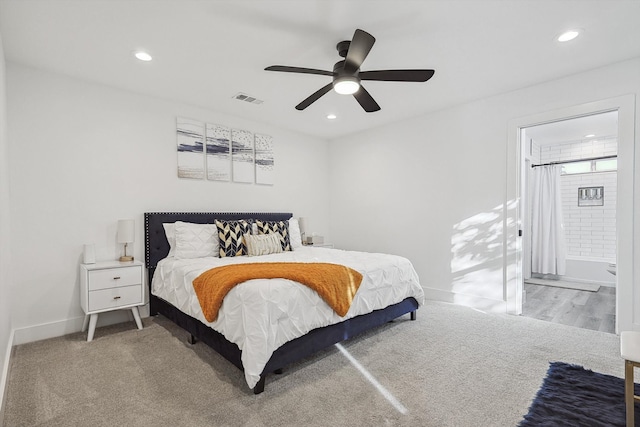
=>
[144,212,419,394]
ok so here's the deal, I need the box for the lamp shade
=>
[298,217,307,235]
[117,219,135,244]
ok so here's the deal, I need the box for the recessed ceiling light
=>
[584,134,595,138]
[557,30,580,42]
[134,51,153,61]
[327,114,337,120]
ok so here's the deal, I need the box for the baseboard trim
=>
[13,316,85,346]
[0,328,14,427]
[13,303,150,345]
[424,287,507,313]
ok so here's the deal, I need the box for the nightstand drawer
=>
[88,285,142,312]
[88,266,141,291]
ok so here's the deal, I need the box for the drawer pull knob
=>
[113,276,121,280]
[113,296,121,300]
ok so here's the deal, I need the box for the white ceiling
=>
[1,0,639,140]
[525,110,619,146]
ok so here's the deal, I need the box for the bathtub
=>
[532,258,616,286]
[561,258,616,287]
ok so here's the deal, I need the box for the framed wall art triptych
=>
[176,117,274,185]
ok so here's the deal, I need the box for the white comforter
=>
[152,246,424,389]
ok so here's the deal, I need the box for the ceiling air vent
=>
[232,92,263,105]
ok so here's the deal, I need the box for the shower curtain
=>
[531,164,566,275]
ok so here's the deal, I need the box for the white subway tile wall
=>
[539,137,617,261]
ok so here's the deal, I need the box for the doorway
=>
[519,112,618,333]
[505,94,635,334]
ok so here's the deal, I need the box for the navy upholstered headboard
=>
[144,212,293,281]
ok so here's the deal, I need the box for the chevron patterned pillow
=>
[254,220,292,252]
[215,219,251,257]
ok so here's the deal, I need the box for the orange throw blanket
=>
[192,262,363,322]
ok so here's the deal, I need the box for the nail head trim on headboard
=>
[144,212,293,282]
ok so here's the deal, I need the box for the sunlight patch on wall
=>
[449,202,516,312]
[451,267,505,302]
[451,204,503,274]
[505,198,519,253]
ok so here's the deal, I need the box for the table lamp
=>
[298,217,307,244]
[117,219,135,262]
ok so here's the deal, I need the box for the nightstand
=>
[304,243,334,249]
[80,260,144,342]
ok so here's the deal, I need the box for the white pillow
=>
[245,233,283,256]
[288,218,303,250]
[163,223,176,257]
[174,221,219,259]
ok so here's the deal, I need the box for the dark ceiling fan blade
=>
[359,69,435,82]
[343,29,376,73]
[353,85,380,113]
[265,65,334,77]
[295,83,334,110]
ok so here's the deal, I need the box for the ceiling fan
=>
[265,29,435,113]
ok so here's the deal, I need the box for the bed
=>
[145,212,424,394]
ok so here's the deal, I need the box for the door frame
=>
[505,95,635,333]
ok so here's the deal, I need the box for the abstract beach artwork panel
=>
[254,133,274,185]
[176,117,205,179]
[231,129,254,183]
[205,123,231,181]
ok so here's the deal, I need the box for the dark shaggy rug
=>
[520,362,640,427]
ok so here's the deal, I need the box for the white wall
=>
[5,56,640,343]
[328,57,640,314]
[7,64,331,344]
[0,31,13,418]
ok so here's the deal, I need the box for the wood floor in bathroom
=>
[521,282,616,334]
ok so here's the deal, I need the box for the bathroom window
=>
[561,158,617,175]
[562,161,591,175]
[594,158,617,172]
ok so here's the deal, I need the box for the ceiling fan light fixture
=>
[333,76,360,95]
[265,29,434,112]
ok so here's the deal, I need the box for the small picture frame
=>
[578,186,604,207]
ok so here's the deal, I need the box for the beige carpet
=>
[2,301,622,427]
